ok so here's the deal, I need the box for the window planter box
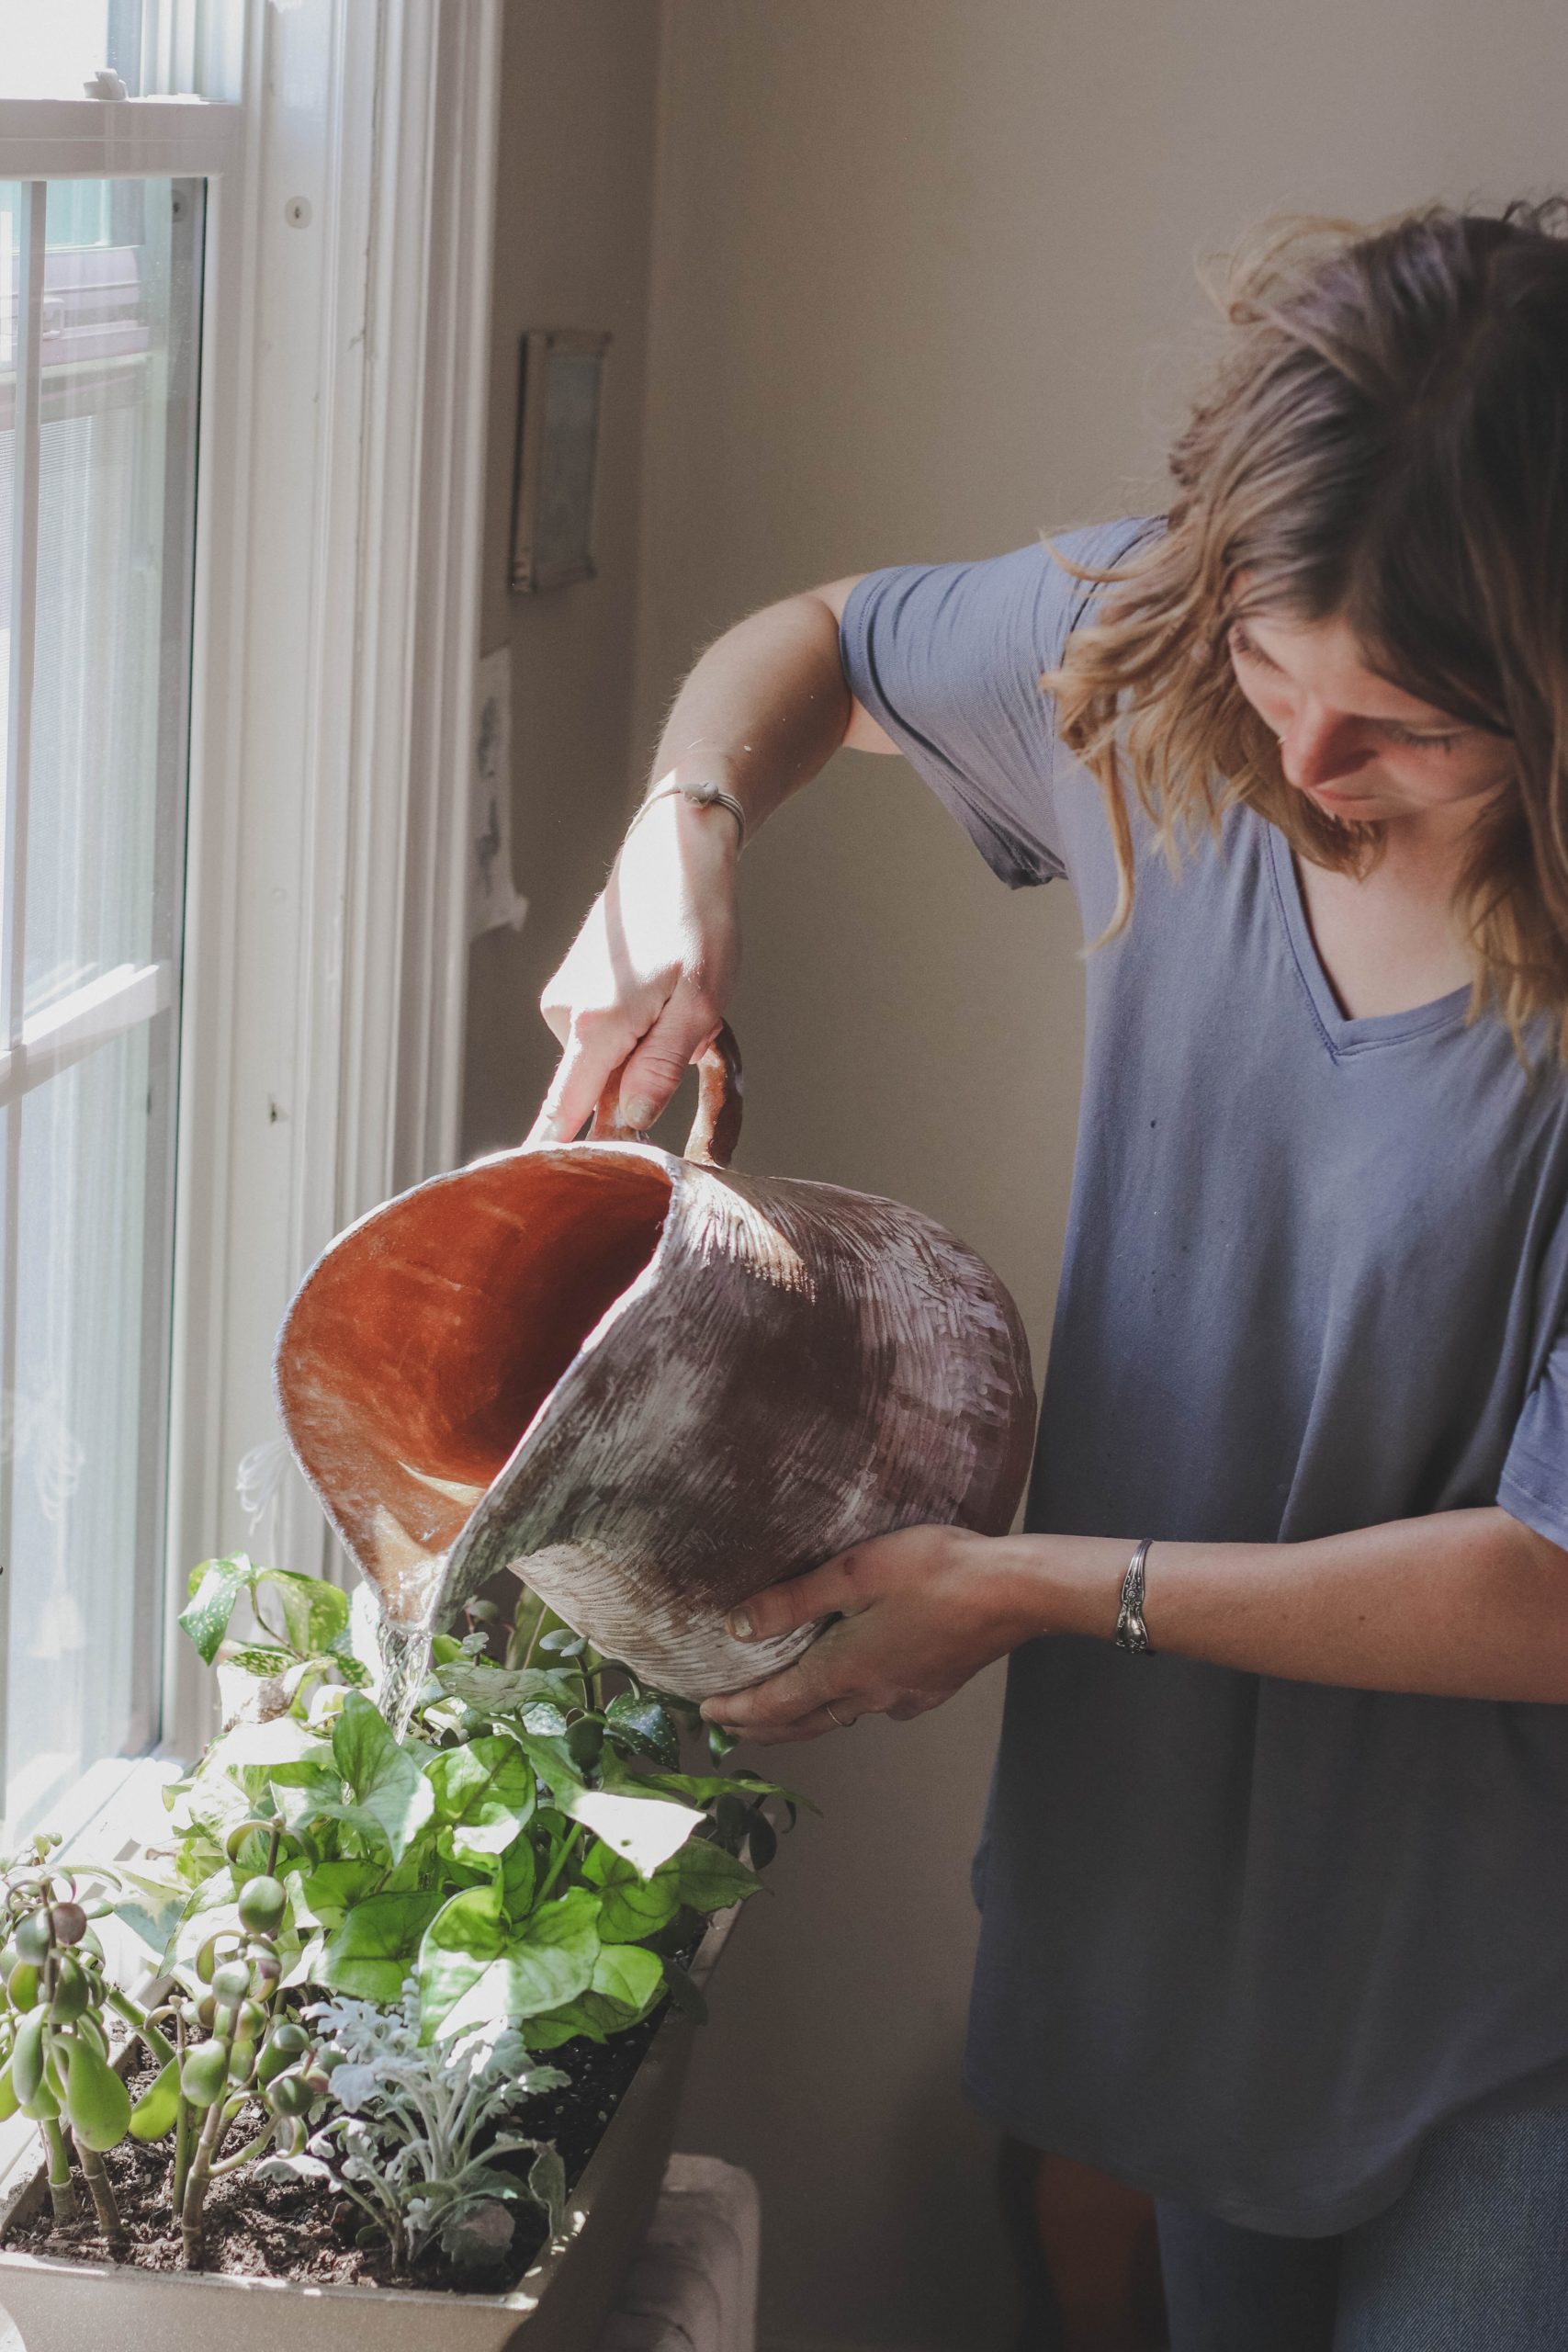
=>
[0,1906,738,2352]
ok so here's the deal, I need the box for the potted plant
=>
[0,1560,798,2351]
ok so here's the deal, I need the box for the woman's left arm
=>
[701,1509,1568,1742]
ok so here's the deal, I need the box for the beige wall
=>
[468,3,1568,2346]
[461,0,661,1159]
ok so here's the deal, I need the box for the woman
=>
[531,204,1568,2346]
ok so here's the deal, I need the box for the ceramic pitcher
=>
[275,1028,1036,1698]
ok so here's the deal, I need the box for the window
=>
[0,171,200,1827]
[0,0,500,1814]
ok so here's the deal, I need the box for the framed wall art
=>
[509,326,610,593]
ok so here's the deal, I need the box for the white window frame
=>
[0,0,502,1778]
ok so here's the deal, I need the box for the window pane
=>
[0,182,17,770]
[0,175,198,1831]
[0,4,117,101]
[25,177,199,1017]
[4,1021,174,1830]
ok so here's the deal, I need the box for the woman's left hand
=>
[700,1523,1030,1744]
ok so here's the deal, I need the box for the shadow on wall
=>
[676,1671,1022,2352]
[761,2053,1024,2352]
[461,0,662,1160]
[884,2057,1025,2349]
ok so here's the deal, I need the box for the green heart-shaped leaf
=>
[416,1882,508,2037]
[178,1556,254,1665]
[435,1887,601,2040]
[604,1692,681,1771]
[330,1693,434,1862]
[318,1889,444,2002]
[425,1737,536,1860]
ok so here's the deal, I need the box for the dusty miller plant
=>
[263,1983,569,2273]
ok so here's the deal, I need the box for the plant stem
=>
[180,2014,243,2267]
[168,2010,191,2213]
[172,2091,192,2215]
[180,2092,229,2266]
[518,1600,547,1671]
[329,2167,392,2251]
[73,2135,124,2246]
[534,1826,581,1905]
[209,2118,278,2177]
[251,1597,295,1651]
[40,2119,75,2223]
[104,1986,178,2073]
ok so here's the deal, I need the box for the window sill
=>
[0,99,241,178]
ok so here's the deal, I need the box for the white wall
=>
[461,0,661,1158]
[466,4,1568,2345]
[626,6,1568,2348]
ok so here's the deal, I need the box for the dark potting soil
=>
[6,1998,671,2295]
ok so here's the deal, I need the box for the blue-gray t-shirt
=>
[840,519,1568,2235]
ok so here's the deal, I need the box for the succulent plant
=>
[0,1836,178,2244]
[160,1826,328,2266]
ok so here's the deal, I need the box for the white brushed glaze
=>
[431,1148,1035,1696]
[277,1136,1036,1702]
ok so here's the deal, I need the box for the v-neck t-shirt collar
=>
[1264,818,1472,1059]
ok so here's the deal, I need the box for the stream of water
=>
[373,1612,435,1739]
[370,1548,455,1737]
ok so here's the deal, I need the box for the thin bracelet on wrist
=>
[626,779,747,852]
[1114,1538,1155,1654]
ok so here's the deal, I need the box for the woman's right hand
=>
[527,788,742,1145]
[526,574,872,1143]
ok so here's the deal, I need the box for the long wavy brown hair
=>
[1049,201,1568,1051]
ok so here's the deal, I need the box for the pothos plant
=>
[0,1555,803,2280]
[160,1555,800,2051]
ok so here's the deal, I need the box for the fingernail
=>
[727,1608,754,1640]
[621,1097,655,1132]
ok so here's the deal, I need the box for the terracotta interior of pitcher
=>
[278,1028,747,1623]
[276,1149,675,1600]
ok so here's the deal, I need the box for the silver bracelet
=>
[626,779,747,852]
[1114,1538,1154,1654]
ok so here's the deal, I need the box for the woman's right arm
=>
[527,577,897,1144]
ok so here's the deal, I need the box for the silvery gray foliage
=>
[256,1981,568,2273]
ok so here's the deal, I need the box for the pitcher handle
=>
[589,1022,744,1169]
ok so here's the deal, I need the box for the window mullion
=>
[0,178,47,1822]
[4,182,42,1048]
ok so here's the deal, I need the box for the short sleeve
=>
[1499,1324,1568,1550]
[839,515,1160,888]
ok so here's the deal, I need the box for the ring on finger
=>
[824,1701,855,1730]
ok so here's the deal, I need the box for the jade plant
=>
[0,1828,335,2267]
[0,1838,178,2245]
[162,1853,332,2264]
